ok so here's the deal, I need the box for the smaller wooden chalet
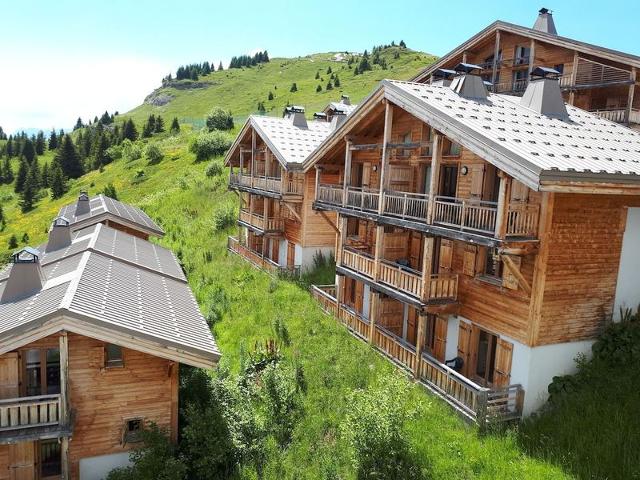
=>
[225,105,345,274]
[412,8,640,128]
[305,66,640,424]
[58,192,164,240]
[0,214,219,479]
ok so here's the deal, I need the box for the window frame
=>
[124,417,144,444]
[105,344,124,369]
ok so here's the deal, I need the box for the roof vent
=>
[533,7,557,35]
[284,106,308,128]
[520,67,568,120]
[449,63,488,100]
[431,68,457,87]
[75,191,90,217]
[340,94,351,105]
[45,216,72,253]
[313,112,328,120]
[1,247,45,304]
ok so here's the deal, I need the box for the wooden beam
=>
[420,235,434,302]
[59,331,69,427]
[282,201,301,222]
[626,67,636,125]
[501,255,532,295]
[61,437,70,480]
[494,175,511,239]
[569,51,579,105]
[342,138,353,206]
[314,166,322,201]
[414,313,427,378]
[374,225,384,280]
[426,132,442,223]
[336,216,348,266]
[368,292,378,344]
[528,39,536,78]
[377,103,394,214]
[319,211,339,234]
[251,128,256,188]
[491,30,501,85]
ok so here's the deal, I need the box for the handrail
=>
[0,394,61,406]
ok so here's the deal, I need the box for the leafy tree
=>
[14,158,28,193]
[55,135,84,179]
[170,117,180,134]
[290,82,298,92]
[49,162,67,199]
[190,131,233,162]
[206,107,234,131]
[7,234,18,250]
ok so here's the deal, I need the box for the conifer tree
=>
[218,62,223,71]
[20,164,39,212]
[268,91,274,100]
[22,139,36,164]
[55,135,84,179]
[154,116,165,133]
[316,85,322,93]
[35,132,45,155]
[74,117,84,130]
[14,158,28,193]
[48,129,58,150]
[399,40,406,48]
[0,204,4,230]
[8,234,18,250]
[326,81,333,90]
[50,162,67,199]
[122,119,138,141]
[91,131,108,169]
[290,83,298,92]
[170,117,180,134]
[315,71,320,80]
[41,162,50,188]
[334,75,341,87]
[326,66,332,74]
[2,157,13,184]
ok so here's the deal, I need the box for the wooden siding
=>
[104,220,150,240]
[301,170,337,248]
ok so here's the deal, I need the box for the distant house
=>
[58,192,164,240]
[225,102,354,274]
[0,208,218,478]
[305,65,640,424]
[412,8,640,128]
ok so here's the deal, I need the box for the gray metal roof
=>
[326,102,358,116]
[58,194,164,237]
[0,223,218,367]
[250,115,333,165]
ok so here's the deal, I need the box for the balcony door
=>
[0,352,19,399]
[8,441,35,480]
[457,322,514,387]
[439,165,458,198]
[21,348,61,397]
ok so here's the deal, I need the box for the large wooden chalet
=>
[224,102,352,273]
[412,8,640,128]
[305,68,640,424]
[0,196,219,479]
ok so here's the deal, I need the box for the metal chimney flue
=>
[75,191,90,217]
[450,63,488,100]
[533,7,557,35]
[46,216,72,253]
[1,247,45,304]
[520,67,568,120]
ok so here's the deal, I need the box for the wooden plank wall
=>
[0,445,8,480]
[301,170,337,248]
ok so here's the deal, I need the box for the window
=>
[448,142,461,156]
[25,349,42,396]
[514,46,531,65]
[24,348,60,397]
[105,344,124,368]
[423,315,437,353]
[553,64,564,74]
[45,349,61,394]
[40,439,62,478]
[124,418,144,443]
[483,247,503,280]
[512,70,528,92]
[474,329,498,385]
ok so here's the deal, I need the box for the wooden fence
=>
[0,395,61,432]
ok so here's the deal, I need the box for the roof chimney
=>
[449,63,488,100]
[1,247,45,304]
[330,112,347,130]
[533,7,557,35]
[284,106,308,128]
[520,67,569,120]
[340,94,351,106]
[313,112,328,121]
[75,191,90,217]
[45,216,72,253]
[431,68,457,87]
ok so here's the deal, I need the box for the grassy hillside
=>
[126,48,434,127]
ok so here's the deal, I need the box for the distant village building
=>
[0,197,219,479]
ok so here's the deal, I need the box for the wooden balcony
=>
[382,191,429,221]
[239,210,283,233]
[590,108,640,125]
[229,173,304,196]
[345,186,380,212]
[228,237,300,277]
[0,395,62,435]
[317,184,344,205]
[338,305,370,340]
[341,247,459,304]
[310,285,338,316]
[433,196,498,236]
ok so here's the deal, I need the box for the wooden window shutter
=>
[470,164,485,198]
[0,352,19,399]
[463,245,477,277]
[89,346,105,369]
[493,338,514,387]
[456,321,472,376]
[434,316,448,363]
[510,180,529,203]
[502,255,522,290]
[439,239,453,271]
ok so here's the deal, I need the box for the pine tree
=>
[74,117,84,130]
[326,81,333,90]
[6,137,13,157]
[399,40,406,48]
[49,162,67,199]
[334,75,341,87]
[14,158,28,193]
[290,83,298,92]
[20,164,39,212]
[268,91,274,101]
[2,157,13,184]
[48,129,58,150]
[35,131,45,155]
[0,204,4,230]
[91,131,108,169]
[316,85,322,93]
[41,162,50,188]
[218,62,223,71]
[326,66,332,74]
[22,139,36,163]
[315,71,320,80]
[170,117,180,134]
[8,234,18,250]
[154,116,165,133]
[122,119,138,141]
[55,135,84,179]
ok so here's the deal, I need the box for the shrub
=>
[190,131,233,162]
[205,160,224,177]
[205,285,230,326]
[342,375,422,479]
[7,234,18,250]
[106,144,123,161]
[122,139,143,162]
[261,363,302,447]
[102,183,118,200]
[145,144,164,165]
[290,82,298,92]
[206,107,234,131]
[213,204,236,231]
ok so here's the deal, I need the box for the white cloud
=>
[0,54,170,133]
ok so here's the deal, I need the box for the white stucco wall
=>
[278,239,288,267]
[362,285,371,319]
[298,246,335,271]
[614,207,640,320]
[79,452,131,480]
[444,315,460,361]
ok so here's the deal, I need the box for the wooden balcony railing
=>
[228,237,300,277]
[310,285,338,316]
[379,261,422,297]
[229,174,298,195]
[0,395,61,432]
[239,210,265,230]
[574,57,631,87]
[590,108,640,124]
[338,305,370,340]
[507,204,540,237]
[345,187,380,212]
[265,177,283,193]
[433,196,498,236]
[264,217,284,232]
[317,184,344,206]
[284,176,304,195]
[341,248,376,279]
[373,325,417,372]
[382,191,429,221]
[426,273,458,301]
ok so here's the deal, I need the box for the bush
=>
[261,363,302,447]
[342,375,422,479]
[205,160,224,177]
[7,234,18,250]
[102,183,118,200]
[205,285,230,326]
[106,144,123,161]
[146,144,164,165]
[213,204,236,231]
[190,131,233,162]
[206,107,234,131]
[122,139,143,162]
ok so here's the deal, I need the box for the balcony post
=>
[336,216,347,266]
[569,51,579,105]
[59,331,69,427]
[414,313,427,378]
[426,132,442,224]
[420,236,434,302]
[494,172,511,239]
[342,138,353,206]
[251,129,256,188]
[374,226,384,281]
[626,67,636,125]
[314,166,321,201]
[368,292,379,344]
[377,102,394,215]
[491,30,500,85]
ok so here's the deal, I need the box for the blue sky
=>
[1,0,639,132]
